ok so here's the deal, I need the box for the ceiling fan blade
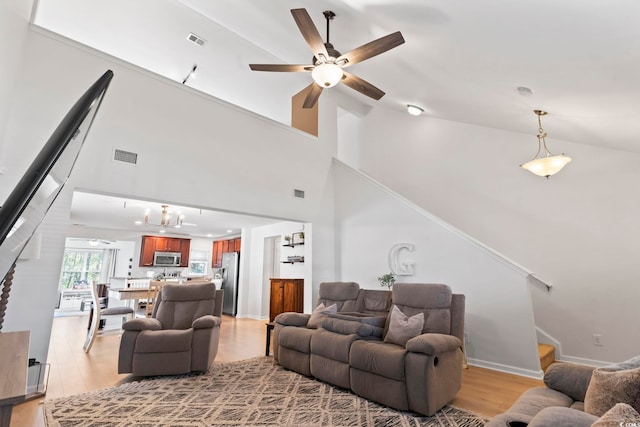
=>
[337,31,405,67]
[291,8,329,61]
[249,64,312,72]
[302,83,323,109]
[341,71,385,100]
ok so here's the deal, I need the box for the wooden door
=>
[282,279,304,313]
[269,279,285,322]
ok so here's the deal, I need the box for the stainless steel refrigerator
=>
[221,252,239,316]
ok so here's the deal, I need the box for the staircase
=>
[538,343,556,372]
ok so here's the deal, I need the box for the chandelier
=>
[144,205,183,228]
[520,110,572,178]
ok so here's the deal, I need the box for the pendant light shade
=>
[521,110,571,178]
[521,155,572,177]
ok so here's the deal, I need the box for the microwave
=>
[153,251,181,267]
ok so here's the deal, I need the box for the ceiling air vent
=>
[187,33,206,46]
[113,149,138,165]
[294,189,305,199]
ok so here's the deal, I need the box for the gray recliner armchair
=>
[118,282,222,376]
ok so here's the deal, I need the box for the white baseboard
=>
[467,357,544,379]
[234,313,269,321]
[557,355,611,367]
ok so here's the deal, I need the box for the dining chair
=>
[83,281,135,353]
[142,281,167,317]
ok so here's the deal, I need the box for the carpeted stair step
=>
[538,343,555,372]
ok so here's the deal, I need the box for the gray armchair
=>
[118,282,222,376]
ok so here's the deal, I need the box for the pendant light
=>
[521,110,571,178]
[144,205,184,229]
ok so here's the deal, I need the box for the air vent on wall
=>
[113,149,138,165]
[187,33,206,46]
[294,189,305,199]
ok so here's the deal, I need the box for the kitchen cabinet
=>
[140,236,157,267]
[212,237,241,268]
[179,239,191,267]
[212,241,223,268]
[158,238,181,252]
[269,278,304,322]
[139,236,191,267]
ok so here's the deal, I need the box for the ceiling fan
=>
[250,8,405,108]
[68,238,115,246]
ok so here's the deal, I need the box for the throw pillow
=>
[584,366,640,417]
[592,403,640,427]
[602,355,640,371]
[384,305,424,346]
[307,303,337,329]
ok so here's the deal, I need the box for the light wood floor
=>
[11,315,542,426]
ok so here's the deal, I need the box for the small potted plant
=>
[378,272,395,289]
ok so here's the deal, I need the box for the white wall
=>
[0,24,337,387]
[334,160,542,376]
[3,183,73,389]
[2,28,335,222]
[0,0,34,167]
[242,221,310,320]
[347,107,640,365]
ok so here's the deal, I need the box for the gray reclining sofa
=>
[273,281,465,416]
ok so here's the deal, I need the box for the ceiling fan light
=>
[521,155,572,178]
[311,63,343,88]
[407,104,424,116]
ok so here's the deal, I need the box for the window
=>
[189,250,208,276]
[189,261,207,275]
[59,249,104,289]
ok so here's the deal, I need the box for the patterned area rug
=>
[44,357,487,426]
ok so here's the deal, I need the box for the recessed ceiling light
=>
[516,86,534,96]
[227,229,233,233]
[134,220,142,225]
[406,104,424,116]
[206,233,213,237]
[159,229,166,234]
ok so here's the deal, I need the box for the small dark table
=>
[265,322,275,356]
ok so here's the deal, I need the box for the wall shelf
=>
[282,242,304,248]
[281,260,304,264]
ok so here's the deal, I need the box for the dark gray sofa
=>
[487,358,640,426]
[273,281,465,416]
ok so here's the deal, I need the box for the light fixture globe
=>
[521,110,572,178]
[521,154,572,178]
[311,63,343,88]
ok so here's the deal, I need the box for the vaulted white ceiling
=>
[29,0,640,236]
[33,0,640,153]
